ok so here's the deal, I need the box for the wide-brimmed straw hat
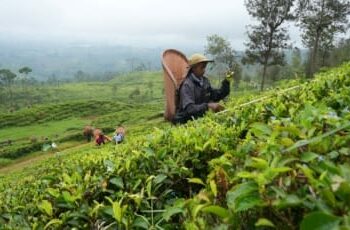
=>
[188,53,214,66]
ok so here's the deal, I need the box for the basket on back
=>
[161,49,189,121]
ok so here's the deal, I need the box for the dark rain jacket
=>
[173,72,230,124]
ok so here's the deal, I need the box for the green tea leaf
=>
[301,152,319,162]
[38,200,53,216]
[46,188,60,198]
[250,157,268,169]
[270,167,292,173]
[44,219,62,230]
[280,137,294,147]
[110,177,124,189]
[112,201,122,223]
[132,217,149,229]
[62,191,76,203]
[62,173,72,185]
[210,180,218,197]
[250,123,272,137]
[163,206,184,221]
[300,212,340,230]
[201,205,229,219]
[273,194,301,209]
[237,171,255,179]
[227,182,262,212]
[128,193,143,207]
[255,218,275,227]
[187,178,205,186]
[192,204,207,219]
[154,174,167,185]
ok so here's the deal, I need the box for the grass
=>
[0,71,167,168]
[0,140,89,174]
[0,118,89,141]
[0,70,259,169]
[0,71,165,112]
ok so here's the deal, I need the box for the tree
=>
[242,0,295,91]
[328,38,350,66]
[47,74,59,86]
[135,63,147,72]
[74,70,90,82]
[19,66,32,75]
[243,73,252,82]
[205,34,242,89]
[0,69,17,105]
[126,58,136,72]
[112,84,118,98]
[18,66,32,90]
[291,47,304,76]
[0,77,4,106]
[147,81,154,98]
[297,0,350,76]
[129,87,141,100]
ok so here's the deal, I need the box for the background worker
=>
[83,125,94,142]
[93,129,111,146]
[112,126,125,144]
[173,53,231,124]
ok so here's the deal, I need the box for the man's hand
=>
[208,103,225,112]
[226,70,234,81]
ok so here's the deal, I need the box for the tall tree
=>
[328,37,350,66]
[205,34,242,89]
[74,70,86,82]
[291,47,304,76]
[243,0,295,91]
[0,69,17,105]
[297,0,350,76]
[19,66,32,76]
[18,66,32,90]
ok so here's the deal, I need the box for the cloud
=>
[0,0,301,49]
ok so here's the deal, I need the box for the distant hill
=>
[0,41,167,80]
[0,41,308,81]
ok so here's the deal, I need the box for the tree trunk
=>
[261,62,268,91]
[8,84,13,107]
[321,49,327,67]
[312,32,320,76]
[261,28,274,91]
[307,30,320,78]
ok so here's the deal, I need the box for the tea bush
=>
[1,63,350,229]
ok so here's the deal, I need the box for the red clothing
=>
[95,134,105,145]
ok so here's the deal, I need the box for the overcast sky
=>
[0,0,303,50]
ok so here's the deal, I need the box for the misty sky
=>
[0,0,303,50]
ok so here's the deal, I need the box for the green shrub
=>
[1,63,350,229]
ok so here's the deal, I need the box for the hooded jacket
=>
[173,72,230,124]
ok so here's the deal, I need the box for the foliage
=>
[0,63,350,229]
[0,71,166,163]
[0,69,17,105]
[205,34,242,88]
[296,0,350,76]
[19,67,32,75]
[0,69,17,85]
[243,0,295,91]
[0,101,130,128]
[326,38,350,68]
[0,71,164,112]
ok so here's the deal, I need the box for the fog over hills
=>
[0,41,209,80]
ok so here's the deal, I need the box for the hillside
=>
[0,71,166,168]
[0,42,163,80]
[1,63,350,229]
[0,71,165,112]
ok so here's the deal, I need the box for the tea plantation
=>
[0,71,166,167]
[1,63,350,229]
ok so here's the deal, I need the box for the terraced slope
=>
[1,63,350,229]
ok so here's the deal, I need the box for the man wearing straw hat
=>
[173,53,231,124]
